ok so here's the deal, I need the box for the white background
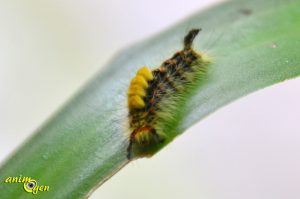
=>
[1,0,300,199]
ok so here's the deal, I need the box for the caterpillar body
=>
[127,29,210,159]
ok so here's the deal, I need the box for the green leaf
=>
[1,0,300,198]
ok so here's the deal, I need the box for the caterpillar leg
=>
[126,128,165,160]
[127,138,134,159]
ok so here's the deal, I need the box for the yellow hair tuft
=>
[128,67,153,110]
[128,84,146,97]
[130,75,148,88]
[128,95,145,109]
[137,67,154,81]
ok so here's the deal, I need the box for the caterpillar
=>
[127,29,210,159]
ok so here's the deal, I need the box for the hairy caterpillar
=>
[127,29,210,159]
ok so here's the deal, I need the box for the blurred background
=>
[1,0,300,199]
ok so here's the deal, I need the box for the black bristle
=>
[184,28,201,50]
